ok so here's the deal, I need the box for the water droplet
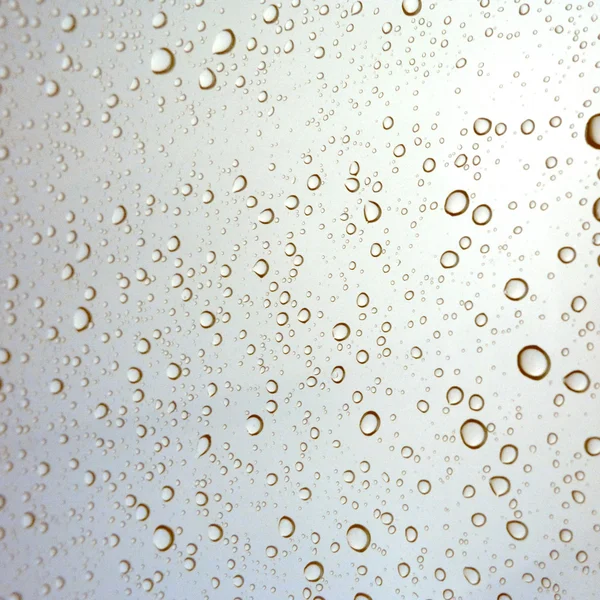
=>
[246,414,264,436]
[440,250,459,269]
[584,113,600,149]
[506,520,528,540]
[263,5,279,24]
[304,561,324,582]
[463,566,481,585]
[444,190,469,216]
[563,370,590,393]
[332,322,351,341]
[473,118,491,135]
[402,0,422,16]
[364,200,382,223]
[584,437,600,456]
[359,411,381,436]
[517,345,551,380]
[489,476,511,497]
[200,311,216,328]
[346,524,371,552]
[199,68,217,90]
[197,434,211,457]
[151,48,175,74]
[278,516,295,538]
[504,278,529,301]
[73,307,92,332]
[153,525,174,551]
[460,419,488,449]
[212,29,235,55]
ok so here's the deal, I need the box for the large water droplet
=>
[563,370,590,393]
[346,524,371,552]
[212,29,235,55]
[517,345,551,380]
[153,525,174,551]
[151,48,175,74]
[460,419,488,449]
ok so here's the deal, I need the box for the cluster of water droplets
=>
[0,0,599,599]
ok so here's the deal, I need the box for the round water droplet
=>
[151,48,175,74]
[584,437,600,456]
[307,174,322,191]
[446,386,464,405]
[304,561,323,582]
[440,250,459,269]
[472,204,492,225]
[444,190,469,216]
[563,370,590,393]
[200,311,216,328]
[153,525,174,551]
[208,524,223,541]
[285,194,299,209]
[346,524,371,552]
[460,419,488,449]
[473,118,491,135]
[504,278,528,301]
[517,345,551,380]
[166,363,181,380]
[402,0,422,16]
[558,246,576,264]
[61,14,77,32]
[332,322,351,341]
[520,119,535,135]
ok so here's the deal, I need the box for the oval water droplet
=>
[346,524,371,552]
[246,414,264,436]
[359,411,381,436]
[153,525,174,551]
[199,68,217,90]
[73,307,92,332]
[463,566,481,585]
[444,190,469,216]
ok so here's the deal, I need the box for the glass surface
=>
[0,1,599,598]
